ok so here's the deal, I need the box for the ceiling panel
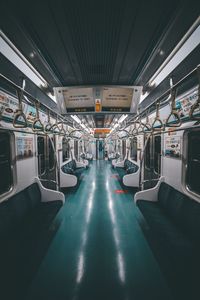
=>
[1,0,199,96]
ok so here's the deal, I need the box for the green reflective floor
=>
[26,161,172,300]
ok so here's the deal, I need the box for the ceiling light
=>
[140,17,200,103]
[71,115,81,124]
[0,30,57,101]
[118,114,128,123]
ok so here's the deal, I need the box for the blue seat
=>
[0,182,62,300]
[61,159,85,179]
[136,182,200,299]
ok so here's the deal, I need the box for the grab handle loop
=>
[32,101,44,132]
[137,112,144,133]
[152,101,163,131]
[13,90,28,128]
[189,65,200,121]
[143,111,152,133]
[44,110,52,133]
[57,121,66,135]
[50,115,61,134]
[119,120,127,131]
[131,121,139,135]
[165,87,182,127]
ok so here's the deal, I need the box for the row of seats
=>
[80,153,93,161]
[61,159,77,174]
[108,152,120,161]
[124,159,139,174]
[61,159,85,179]
[115,159,139,179]
[135,181,200,299]
[0,182,63,300]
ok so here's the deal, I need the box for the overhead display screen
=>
[54,86,142,114]
[102,87,133,112]
[55,87,94,113]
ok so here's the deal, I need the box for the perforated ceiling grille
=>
[1,0,200,90]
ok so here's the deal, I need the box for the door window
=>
[186,131,200,195]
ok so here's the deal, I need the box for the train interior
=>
[0,1,200,300]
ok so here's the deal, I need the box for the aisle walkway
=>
[26,161,172,300]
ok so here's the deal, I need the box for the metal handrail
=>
[32,101,44,132]
[189,65,200,121]
[13,90,28,128]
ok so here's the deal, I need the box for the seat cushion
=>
[158,182,200,244]
[0,201,16,238]
[0,190,30,238]
[137,200,196,260]
[62,164,74,174]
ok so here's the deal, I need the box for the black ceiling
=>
[1,0,199,96]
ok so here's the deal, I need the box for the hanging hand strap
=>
[165,86,181,127]
[13,90,28,128]
[143,110,152,133]
[44,110,52,133]
[152,101,163,131]
[32,101,44,132]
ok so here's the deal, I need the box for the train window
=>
[74,140,78,160]
[145,139,150,169]
[130,138,137,161]
[154,135,161,174]
[0,132,13,195]
[49,137,55,170]
[122,140,126,159]
[186,131,200,195]
[37,136,45,175]
[63,138,70,161]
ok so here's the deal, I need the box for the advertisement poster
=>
[164,135,181,158]
[0,91,18,120]
[16,137,34,160]
[177,88,198,118]
[0,90,49,127]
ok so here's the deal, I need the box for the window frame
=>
[122,139,126,159]
[144,137,151,170]
[62,137,70,162]
[0,130,15,199]
[153,135,161,175]
[48,136,56,171]
[130,137,137,161]
[74,140,79,160]
[37,135,46,176]
[183,129,200,199]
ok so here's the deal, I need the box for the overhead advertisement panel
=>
[102,87,133,112]
[55,87,94,113]
[54,86,142,114]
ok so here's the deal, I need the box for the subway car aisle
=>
[26,161,172,300]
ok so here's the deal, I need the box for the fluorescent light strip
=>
[71,115,81,124]
[71,115,90,133]
[140,17,200,103]
[0,30,56,103]
[118,114,128,123]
